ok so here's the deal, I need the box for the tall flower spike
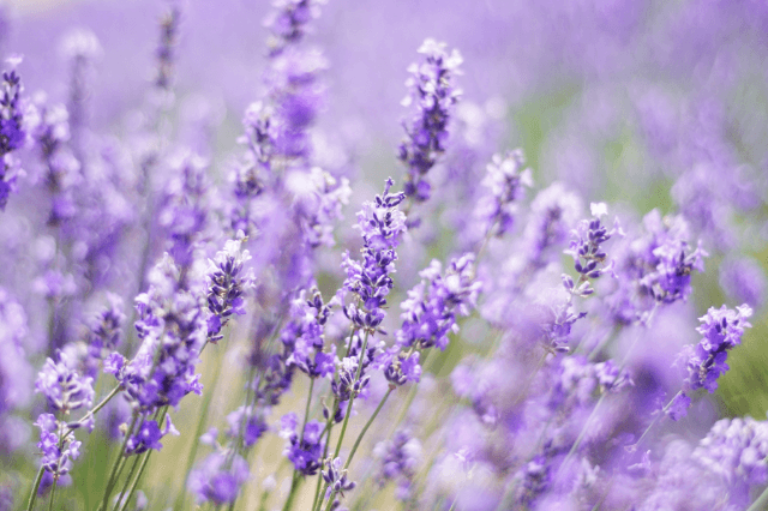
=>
[206,239,253,343]
[264,0,325,57]
[562,202,623,298]
[155,4,181,91]
[0,59,27,211]
[669,304,753,420]
[399,39,462,202]
[35,413,82,481]
[341,178,406,332]
[478,149,533,238]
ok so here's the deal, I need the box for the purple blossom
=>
[399,39,463,202]
[280,412,324,475]
[329,334,376,422]
[155,4,181,91]
[562,202,623,298]
[694,416,768,487]
[125,414,179,455]
[35,413,81,479]
[374,430,422,500]
[206,239,253,342]
[322,456,356,500]
[477,149,533,238]
[264,0,325,57]
[671,304,753,420]
[35,351,95,417]
[0,288,31,423]
[341,178,406,331]
[113,255,206,414]
[282,288,336,379]
[0,59,28,211]
[188,451,250,505]
[226,406,268,448]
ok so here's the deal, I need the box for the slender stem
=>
[332,332,369,460]
[26,467,45,511]
[282,378,315,511]
[100,413,138,511]
[388,351,429,437]
[111,451,143,511]
[311,414,336,511]
[746,484,768,511]
[175,342,226,511]
[64,385,122,440]
[47,477,57,511]
[118,406,168,511]
[630,391,682,451]
[344,388,392,470]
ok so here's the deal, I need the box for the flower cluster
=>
[206,239,253,342]
[399,39,463,202]
[341,178,407,331]
[374,429,422,500]
[670,304,753,420]
[477,149,533,238]
[280,412,325,475]
[0,61,27,210]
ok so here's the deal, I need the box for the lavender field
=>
[1,0,768,509]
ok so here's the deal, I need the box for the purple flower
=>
[154,4,181,90]
[694,417,768,487]
[35,351,95,416]
[125,414,179,455]
[477,149,533,238]
[374,430,421,500]
[115,255,206,414]
[399,39,463,202]
[563,202,623,298]
[322,456,356,501]
[341,178,406,331]
[671,304,753,420]
[280,412,324,475]
[188,450,249,505]
[0,60,28,211]
[0,288,31,423]
[206,239,253,342]
[35,413,81,479]
[226,406,268,448]
[264,0,325,57]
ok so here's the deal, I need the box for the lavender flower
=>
[264,0,325,57]
[322,456,356,500]
[206,239,253,342]
[341,178,406,332]
[399,39,462,202]
[382,254,480,386]
[159,152,211,273]
[35,413,81,480]
[374,429,422,500]
[477,149,533,238]
[125,414,179,455]
[35,351,95,418]
[694,416,768,488]
[226,405,267,448]
[562,202,623,298]
[155,4,181,91]
[0,288,31,422]
[188,450,250,505]
[670,304,753,420]
[0,59,27,210]
[279,412,324,475]
[282,288,336,379]
[108,255,205,415]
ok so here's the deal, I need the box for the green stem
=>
[629,391,682,451]
[111,452,143,511]
[747,484,768,511]
[311,413,336,511]
[174,344,226,511]
[100,413,138,511]
[118,406,168,511]
[64,385,122,441]
[26,467,45,511]
[47,477,57,511]
[282,378,315,511]
[344,388,392,470]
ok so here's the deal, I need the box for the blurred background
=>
[2,0,768,507]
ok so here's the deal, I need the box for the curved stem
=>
[746,484,768,511]
[26,467,44,511]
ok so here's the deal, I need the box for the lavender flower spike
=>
[478,149,533,238]
[670,304,753,420]
[341,178,406,332]
[206,239,254,343]
[0,58,28,210]
[399,39,462,202]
